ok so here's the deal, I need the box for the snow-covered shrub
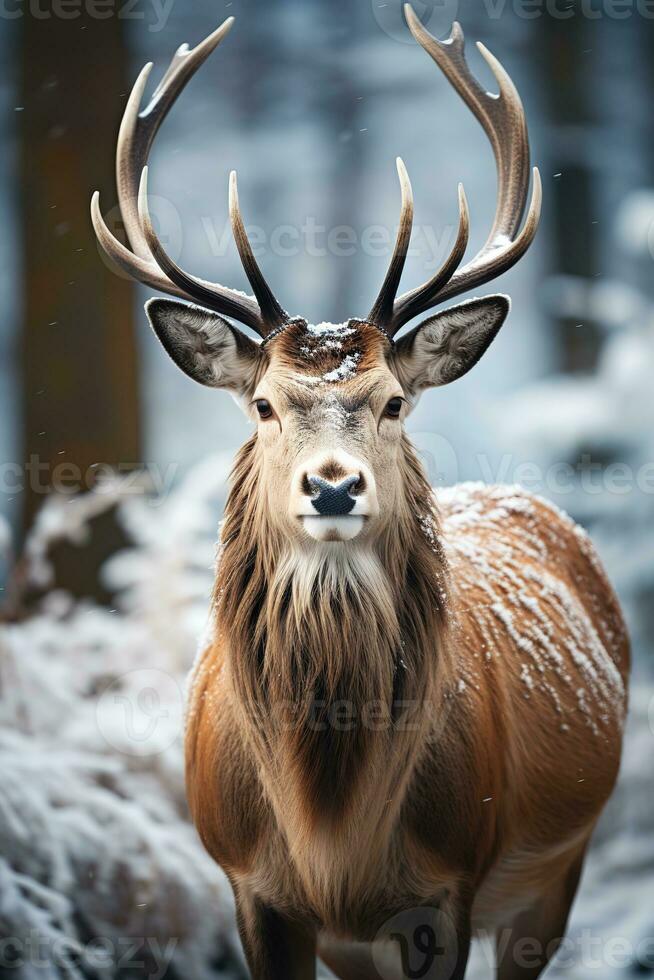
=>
[0,459,242,980]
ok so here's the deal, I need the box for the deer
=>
[92,8,629,979]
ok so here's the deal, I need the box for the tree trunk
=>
[18,3,139,598]
[541,14,600,373]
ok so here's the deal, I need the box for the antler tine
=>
[91,189,191,301]
[137,168,264,331]
[424,165,541,310]
[389,182,470,331]
[91,18,286,338]
[368,158,414,328]
[117,18,235,261]
[229,171,289,328]
[92,186,261,328]
[406,12,531,242]
[373,6,541,337]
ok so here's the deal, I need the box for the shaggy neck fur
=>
[214,433,452,905]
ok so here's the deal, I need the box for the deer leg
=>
[318,938,397,980]
[495,850,586,980]
[234,887,316,980]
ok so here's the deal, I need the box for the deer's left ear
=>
[392,295,510,395]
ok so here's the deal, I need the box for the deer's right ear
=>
[145,299,263,396]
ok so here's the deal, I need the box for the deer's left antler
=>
[369,5,542,337]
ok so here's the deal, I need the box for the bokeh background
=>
[0,0,653,976]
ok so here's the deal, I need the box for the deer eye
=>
[384,397,404,419]
[255,399,273,420]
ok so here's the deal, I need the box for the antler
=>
[91,17,288,338]
[369,5,542,338]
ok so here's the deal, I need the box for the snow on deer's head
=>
[92,6,540,548]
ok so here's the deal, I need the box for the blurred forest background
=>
[0,0,653,977]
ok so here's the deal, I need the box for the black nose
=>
[308,475,359,516]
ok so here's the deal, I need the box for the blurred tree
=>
[317,0,371,321]
[541,14,601,372]
[18,3,138,599]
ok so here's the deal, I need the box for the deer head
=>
[92,6,540,547]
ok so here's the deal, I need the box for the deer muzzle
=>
[292,453,378,542]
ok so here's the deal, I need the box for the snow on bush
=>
[0,457,242,980]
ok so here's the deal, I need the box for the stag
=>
[93,9,628,979]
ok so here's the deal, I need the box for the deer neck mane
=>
[213,433,451,836]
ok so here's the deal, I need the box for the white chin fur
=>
[301,516,364,542]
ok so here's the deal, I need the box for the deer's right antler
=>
[91,17,288,338]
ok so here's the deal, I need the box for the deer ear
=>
[145,298,262,395]
[393,295,510,395]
